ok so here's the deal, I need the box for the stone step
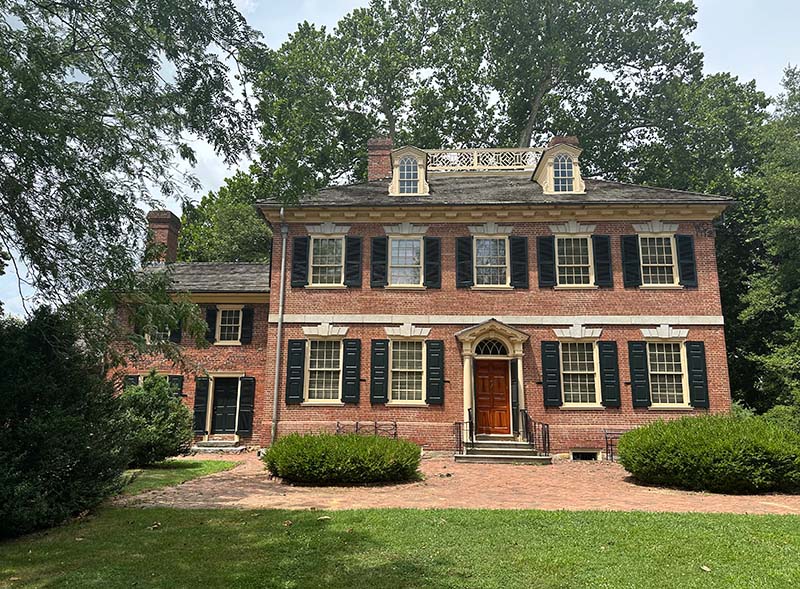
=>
[469,440,536,451]
[466,446,542,457]
[191,444,246,454]
[195,439,238,448]
[454,453,552,465]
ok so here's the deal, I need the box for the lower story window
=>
[307,340,342,400]
[648,342,686,404]
[561,342,598,404]
[390,340,424,402]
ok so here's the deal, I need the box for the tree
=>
[178,172,271,263]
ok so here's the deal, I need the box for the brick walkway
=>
[117,452,800,515]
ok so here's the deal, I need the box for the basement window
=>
[571,451,600,461]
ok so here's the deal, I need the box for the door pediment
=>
[455,318,529,356]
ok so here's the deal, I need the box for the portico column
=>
[463,351,473,423]
[516,354,525,434]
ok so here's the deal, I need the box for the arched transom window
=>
[553,154,574,192]
[398,156,419,194]
[475,338,509,356]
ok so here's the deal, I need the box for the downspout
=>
[270,207,288,445]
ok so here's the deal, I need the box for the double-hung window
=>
[310,237,344,286]
[560,342,600,405]
[217,307,242,343]
[639,235,678,286]
[647,342,687,405]
[389,237,423,286]
[306,340,343,401]
[398,156,420,194]
[553,154,574,192]
[474,237,509,286]
[390,340,424,402]
[556,236,593,286]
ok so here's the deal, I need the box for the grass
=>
[2,508,800,588]
[121,459,237,496]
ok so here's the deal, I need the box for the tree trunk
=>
[517,80,551,148]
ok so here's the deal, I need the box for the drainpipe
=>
[270,208,288,445]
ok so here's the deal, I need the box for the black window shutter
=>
[169,324,182,344]
[423,237,441,288]
[509,236,529,289]
[240,307,255,344]
[621,236,642,287]
[537,236,556,287]
[285,340,306,404]
[455,236,474,288]
[592,235,613,288]
[205,307,217,343]
[193,377,210,434]
[237,376,256,435]
[510,360,520,430]
[168,375,185,397]
[291,236,310,287]
[370,237,388,288]
[370,339,389,404]
[676,235,698,287]
[342,339,361,404]
[597,342,620,407]
[344,236,363,287]
[124,375,140,389]
[425,340,445,405]
[628,342,651,407]
[541,341,562,406]
[686,341,709,408]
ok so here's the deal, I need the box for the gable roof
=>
[143,262,270,293]
[257,176,732,209]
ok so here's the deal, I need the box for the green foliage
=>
[0,309,132,538]
[618,415,800,494]
[763,405,800,434]
[178,172,271,262]
[121,371,193,467]
[730,400,756,419]
[262,433,422,485]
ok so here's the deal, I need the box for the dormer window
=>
[399,157,419,194]
[389,146,430,196]
[553,154,574,192]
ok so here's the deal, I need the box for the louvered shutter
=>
[342,339,361,404]
[510,360,520,430]
[628,342,651,407]
[597,342,620,407]
[537,236,556,287]
[168,375,185,397]
[425,340,445,405]
[237,377,256,435]
[204,307,217,343]
[541,341,562,406]
[686,341,709,408]
[509,236,529,289]
[291,236,310,287]
[285,340,306,404]
[676,235,698,287]
[344,236,363,287]
[455,237,474,288]
[370,339,389,404]
[240,307,254,344]
[193,377,210,434]
[423,237,441,288]
[592,235,613,287]
[370,237,388,288]
[621,236,642,287]
[169,324,182,344]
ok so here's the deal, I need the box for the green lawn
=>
[2,508,799,588]
[122,459,237,496]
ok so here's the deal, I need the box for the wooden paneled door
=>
[211,377,239,434]
[475,359,511,435]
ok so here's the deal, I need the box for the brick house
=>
[130,136,732,460]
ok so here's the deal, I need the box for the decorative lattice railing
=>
[426,148,544,172]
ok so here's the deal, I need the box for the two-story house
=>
[131,136,732,460]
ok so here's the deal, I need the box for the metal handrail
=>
[453,408,476,455]
[520,409,550,456]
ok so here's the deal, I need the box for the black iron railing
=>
[335,421,398,439]
[520,408,550,456]
[604,429,627,461]
[453,408,475,454]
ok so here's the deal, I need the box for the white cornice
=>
[549,220,596,235]
[274,314,724,327]
[641,324,689,339]
[633,220,678,233]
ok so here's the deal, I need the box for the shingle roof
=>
[258,176,732,209]
[143,262,270,293]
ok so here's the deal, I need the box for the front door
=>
[475,359,511,435]
[211,377,239,434]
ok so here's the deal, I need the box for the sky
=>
[1,0,798,316]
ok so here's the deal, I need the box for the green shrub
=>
[730,400,755,419]
[763,405,800,434]
[121,371,193,467]
[0,309,132,538]
[618,415,800,494]
[262,433,422,485]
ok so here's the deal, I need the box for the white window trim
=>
[386,235,425,288]
[472,235,512,289]
[558,338,603,408]
[387,338,428,406]
[144,328,171,345]
[302,338,345,405]
[645,339,691,409]
[215,305,243,346]
[554,234,597,289]
[552,153,576,193]
[638,233,682,289]
[307,235,346,288]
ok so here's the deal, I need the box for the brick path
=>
[117,452,800,515]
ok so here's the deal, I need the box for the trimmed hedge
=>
[262,433,422,485]
[618,415,800,494]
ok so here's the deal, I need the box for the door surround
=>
[204,372,245,442]
[474,358,512,435]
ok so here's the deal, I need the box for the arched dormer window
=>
[398,156,419,194]
[553,154,574,192]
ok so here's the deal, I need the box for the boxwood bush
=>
[618,415,800,494]
[262,433,422,484]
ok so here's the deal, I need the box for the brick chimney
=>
[367,137,393,181]
[146,210,181,263]
[547,135,580,148]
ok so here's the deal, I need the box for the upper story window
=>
[556,236,592,286]
[648,342,687,405]
[398,157,420,194]
[553,154,574,192]
[389,146,429,196]
[560,341,599,405]
[639,235,677,286]
[306,339,343,401]
[217,307,242,343]
[310,237,345,286]
[475,237,509,286]
[389,237,423,286]
[390,340,424,402]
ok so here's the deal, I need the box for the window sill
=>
[471,285,513,291]
[639,284,684,290]
[553,285,599,290]
[301,401,345,407]
[213,341,241,347]
[385,285,426,291]
[386,402,428,407]
[648,405,693,411]
[560,405,605,411]
[305,284,347,290]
